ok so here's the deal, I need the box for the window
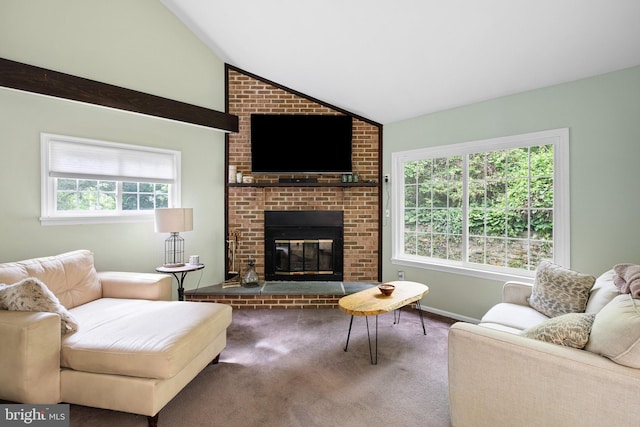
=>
[41,133,181,225]
[391,128,569,281]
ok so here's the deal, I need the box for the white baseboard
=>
[417,304,480,324]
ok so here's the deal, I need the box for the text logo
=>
[1,405,69,426]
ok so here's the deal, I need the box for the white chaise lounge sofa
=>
[0,250,232,426]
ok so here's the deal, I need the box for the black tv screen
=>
[251,114,352,174]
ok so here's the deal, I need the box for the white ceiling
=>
[162,0,640,125]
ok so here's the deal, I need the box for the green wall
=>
[0,0,227,299]
[2,1,640,315]
[383,66,640,321]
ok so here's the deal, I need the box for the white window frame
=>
[390,128,570,283]
[41,133,181,225]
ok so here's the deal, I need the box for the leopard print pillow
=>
[521,312,596,349]
[528,261,595,318]
[0,277,78,335]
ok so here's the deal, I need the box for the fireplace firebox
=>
[264,210,343,281]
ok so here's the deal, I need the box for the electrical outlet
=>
[385,209,390,218]
[398,270,405,280]
[384,174,390,183]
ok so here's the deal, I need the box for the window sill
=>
[40,213,154,226]
[391,256,535,284]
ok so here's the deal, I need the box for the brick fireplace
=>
[224,65,382,285]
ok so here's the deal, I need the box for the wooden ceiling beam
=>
[0,57,238,132]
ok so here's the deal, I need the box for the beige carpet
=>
[68,308,456,426]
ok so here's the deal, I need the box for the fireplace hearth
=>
[264,210,344,281]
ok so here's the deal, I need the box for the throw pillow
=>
[585,294,640,368]
[0,277,78,335]
[584,269,621,314]
[528,260,595,318]
[520,312,596,349]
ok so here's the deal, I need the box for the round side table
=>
[155,263,205,301]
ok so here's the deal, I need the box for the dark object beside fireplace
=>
[264,210,344,281]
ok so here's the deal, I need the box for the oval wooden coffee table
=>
[339,280,429,364]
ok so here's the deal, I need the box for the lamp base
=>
[162,262,185,268]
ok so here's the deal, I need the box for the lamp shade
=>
[154,208,193,233]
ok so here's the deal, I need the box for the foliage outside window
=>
[391,129,569,280]
[41,133,180,225]
[55,179,169,212]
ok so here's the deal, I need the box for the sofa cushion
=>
[480,302,549,331]
[0,277,78,335]
[62,298,232,379]
[476,322,524,334]
[585,294,640,368]
[585,269,621,314]
[521,312,595,349]
[528,260,595,318]
[0,250,101,309]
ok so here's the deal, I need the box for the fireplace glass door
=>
[264,210,344,281]
[275,239,334,275]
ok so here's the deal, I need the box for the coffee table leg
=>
[374,316,378,365]
[344,315,378,364]
[394,308,401,325]
[416,300,427,335]
[395,302,427,335]
[344,315,355,352]
[364,315,378,365]
[365,316,379,365]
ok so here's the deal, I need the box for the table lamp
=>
[155,208,193,267]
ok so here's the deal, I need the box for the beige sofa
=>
[0,250,232,426]
[448,264,640,427]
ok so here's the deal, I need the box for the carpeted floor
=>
[68,308,456,426]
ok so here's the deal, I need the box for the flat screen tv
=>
[250,114,352,174]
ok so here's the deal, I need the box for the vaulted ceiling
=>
[162,0,640,125]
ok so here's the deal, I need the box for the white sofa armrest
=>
[448,322,640,427]
[502,280,532,306]
[0,311,61,403]
[98,271,172,301]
